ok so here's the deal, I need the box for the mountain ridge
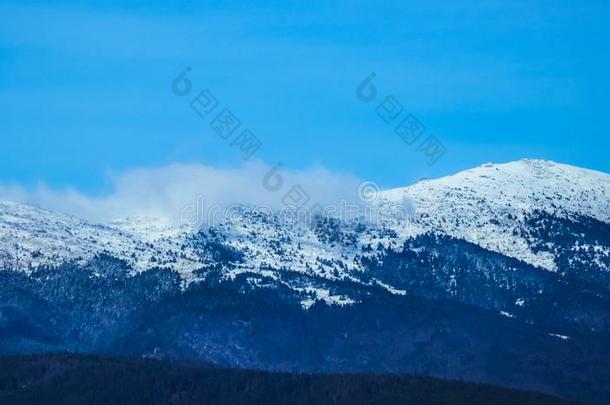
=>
[2,159,608,278]
[2,159,610,402]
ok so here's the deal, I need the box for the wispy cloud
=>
[0,161,367,224]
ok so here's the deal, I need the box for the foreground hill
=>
[0,354,575,405]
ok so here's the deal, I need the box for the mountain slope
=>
[385,159,610,271]
[1,159,610,304]
[1,264,607,402]
[0,201,201,275]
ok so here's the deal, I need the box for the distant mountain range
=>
[1,159,609,403]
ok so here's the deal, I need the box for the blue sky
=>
[1,0,609,196]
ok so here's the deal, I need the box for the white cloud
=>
[0,161,369,225]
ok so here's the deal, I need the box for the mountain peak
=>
[380,159,610,271]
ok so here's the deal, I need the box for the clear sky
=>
[1,0,609,195]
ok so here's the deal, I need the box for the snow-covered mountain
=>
[385,159,610,271]
[2,159,610,402]
[1,159,609,299]
[0,200,202,274]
